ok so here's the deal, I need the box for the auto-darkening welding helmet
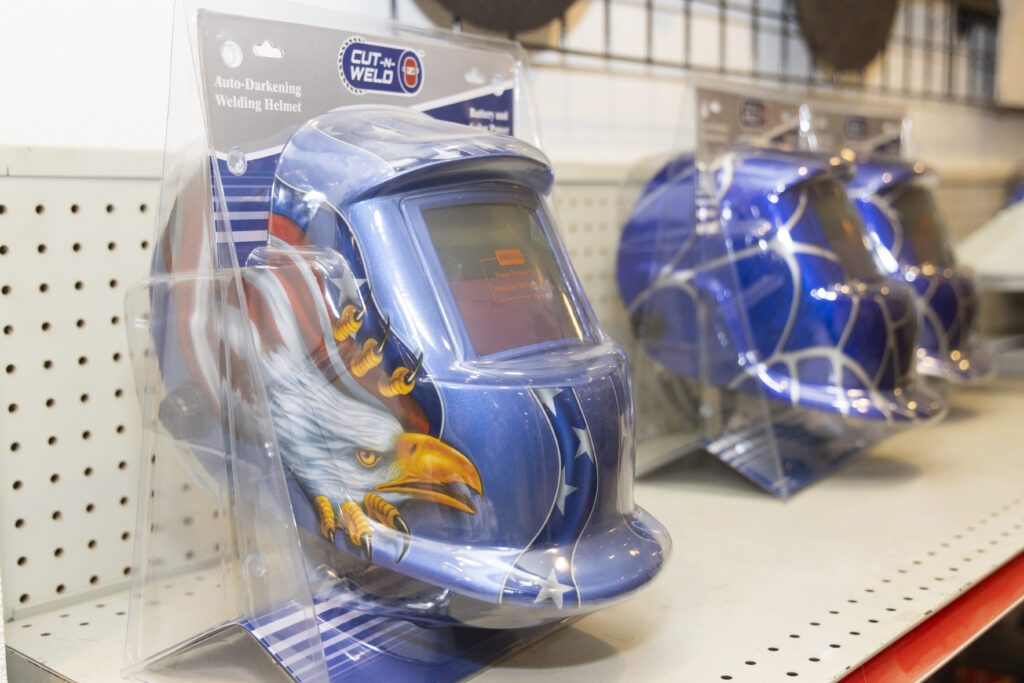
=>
[617,146,946,422]
[239,106,668,628]
[847,158,994,383]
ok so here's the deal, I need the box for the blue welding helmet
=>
[617,146,945,422]
[847,158,994,383]
[239,106,667,629]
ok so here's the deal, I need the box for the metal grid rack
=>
[395,0,999,106]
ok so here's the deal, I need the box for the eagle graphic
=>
[237,246,484,563]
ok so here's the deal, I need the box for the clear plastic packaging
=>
[124,3,668,680]
[616,87,945,496]
[805,106,995,384]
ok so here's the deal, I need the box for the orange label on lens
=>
[494,248,525,266]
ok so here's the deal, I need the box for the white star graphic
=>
[534,387,560,415]
[532,567,572,609]
[573,427,593,460]
[327,275,366,298]
[555,478,577,514]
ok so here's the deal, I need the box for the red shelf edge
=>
[839,550,1024,683]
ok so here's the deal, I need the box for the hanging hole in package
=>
[123,2,669,681]
[616,86,948,496]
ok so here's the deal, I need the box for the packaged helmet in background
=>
[616,88,948,499]
[618,146,945,423]
[847,158,995,383]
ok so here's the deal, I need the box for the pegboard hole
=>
[113,352,122,362]
[1,285,9,295]
[45,398,55,407]
[114,388,124,398]
[120,496,129,506]
[809,622,820,626]
[12,479,22,489]
[47,436,57,446]
[70,204,79,214]
[14,519,24,528]
[37,243,46,254]
[77,355,87,365]
[141,240,150,249]
[74,281,83,290]
[80,393,89,403]
[105,204,115,214]
[111,315,121,325]
[116,424,125,434]
[87,540,97,549]
[0,246,7,255]
[789,634,800,639]
[809,658,820,663]
[51,510,62,521]
[35,204,44,215]
[19,594,29,604]
[123,567,132,576]
[121,532,130,541]
[53,548,63,558]
[767,647,779,652]
[139,203,148,213]
[118,460,128,470]
[76,318,85,328]
[84,466,93,476]
[745,661,756,666]
[41,321,50,331]
[49,473,59,483]
[72,242,81,252]
[109,279,118,288]
[42,359,52,370]
[82,430,91,440]
[0,205,5,214]
[850,631,861,636]
[721,677,732,680]
[55,584,65,594]
[787,674,798,678]
[8,403,17,413]
[85,503,94,513]
[2,324,11,335]
[868,619,879,623]
[829,644,841,649]
[107,241,117,250]
[89,575,99,584]
[17,556,26,566]
[38,283,48,293]
[6,364,15,374]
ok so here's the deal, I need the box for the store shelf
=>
[6,378,1024,682]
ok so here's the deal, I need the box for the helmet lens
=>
[806,180,883,282]
[887,184,957,267]
[422,202,585,356]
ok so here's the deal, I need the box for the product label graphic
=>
[338,37,423,96]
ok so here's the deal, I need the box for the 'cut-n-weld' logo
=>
[338,37,423,96]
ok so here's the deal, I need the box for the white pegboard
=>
[0,175,158,619]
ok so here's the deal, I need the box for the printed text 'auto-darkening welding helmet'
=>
[617,146,946,422]
[847,158,995,383]
[242,106,668,629]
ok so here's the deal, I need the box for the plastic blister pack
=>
[617,87,946,496]
[123,3,667,681]
[805,106,995,384]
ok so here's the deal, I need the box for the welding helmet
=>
[847,158,994,383]
[239,106,668,629]
[617,146,945,422]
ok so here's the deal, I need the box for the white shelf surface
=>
[7,379,1024,682]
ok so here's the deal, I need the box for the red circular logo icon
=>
[403,56,419,89]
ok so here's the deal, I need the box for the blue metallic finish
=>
[617,146,945,422]
[258,106,667,628]
[847,157,994,383]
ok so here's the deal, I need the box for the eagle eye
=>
[356,448,381,468]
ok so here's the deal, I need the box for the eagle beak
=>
[375,434,483,514]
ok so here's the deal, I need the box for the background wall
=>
[2,0,1022,239]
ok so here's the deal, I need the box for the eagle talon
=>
[360,534,373,562]
[313,495,337,543]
